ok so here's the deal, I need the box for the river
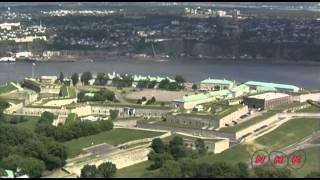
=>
[0,60,319,89]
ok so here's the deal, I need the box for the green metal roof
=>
[231,84,250,93]
[174,93,211,103]
[174,89,233,103]
[245,81,299,91]
[201,78,233,85]
[256,86,277,92]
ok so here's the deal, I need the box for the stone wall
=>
[4,102,24,114]
[71,105,93,117]
[235,114,280,139]
[16,107,71,116]
[42,98,77,107]
[64,147,151,176]
[214,139,230,154]
[174,96,216,110]
[293,93,320,103]
[136,121,236,141]
[219,105,248,128]
[91,105,169,118]
[165,114,215,128]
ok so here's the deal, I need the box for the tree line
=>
[141,137,320,178]
[35,112,114,142]
[0,118,67,177]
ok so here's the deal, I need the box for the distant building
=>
[0,22,20,30]
[216,10,226,17]
[244,81,300,92]
[182,136,229,154]
[40,76,58,84]
[243,92,292,110]
[173,89,233,110]
[200,78,235,91]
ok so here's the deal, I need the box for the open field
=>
[291,147,320,178]
[43,169,70,178]
[255,118,320,150]
[213,104,243,119]
[219,110,278,133]
[197,118,320,169]
[125,89,193,102]
[297,105,320,113]
[311,137,320,144]
[64,128,165,158]
[114,161,153,178]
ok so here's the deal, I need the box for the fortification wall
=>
[235,114,280,139]
[219,105,249,128]
[64,147,151,176]
[136,121,236,141]
[294,93,320,102]
[43,98,77,107]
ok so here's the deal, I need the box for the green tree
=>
[148,151,174,170]
[253,166,291,178]
[236,162,249,178]
[175,75,185,84]
[109,109,119,120]
[159,160,182,178]
[178,158,196,178]
[151,138,167,153]
[159,79,170,89]
[1,155,45,178]
[71,73,79,86]
[96,162,117,178]
[195,138,206,155]
[59,72,64,84]
[81,72,93,85]
[80,165,98,178]
[150,96,156,104]
[192,84,198,90]
[195,162,212,177]
[96,72,106,85]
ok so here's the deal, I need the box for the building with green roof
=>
[131,74,175,88]
[173,89,236,110]
[245,81,300,92]
[230,84,250,97]
[200,78,235,91]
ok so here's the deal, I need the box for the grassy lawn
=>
[0,83,18,94]
[198,118,320,169]
[212,103,243,119]
[64,128,165,158]
[255,118,320,150]
[68,87,77,98]
[153,120,204,129]
[197,144,253,165]
[310,137,320,144]
[291,147,320,178]
[60,86,77,98]
[219,110,279,133]
[114,161,153,178]
[65,113,78,125]
[297,105,320,113]
[42,169,70,178]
